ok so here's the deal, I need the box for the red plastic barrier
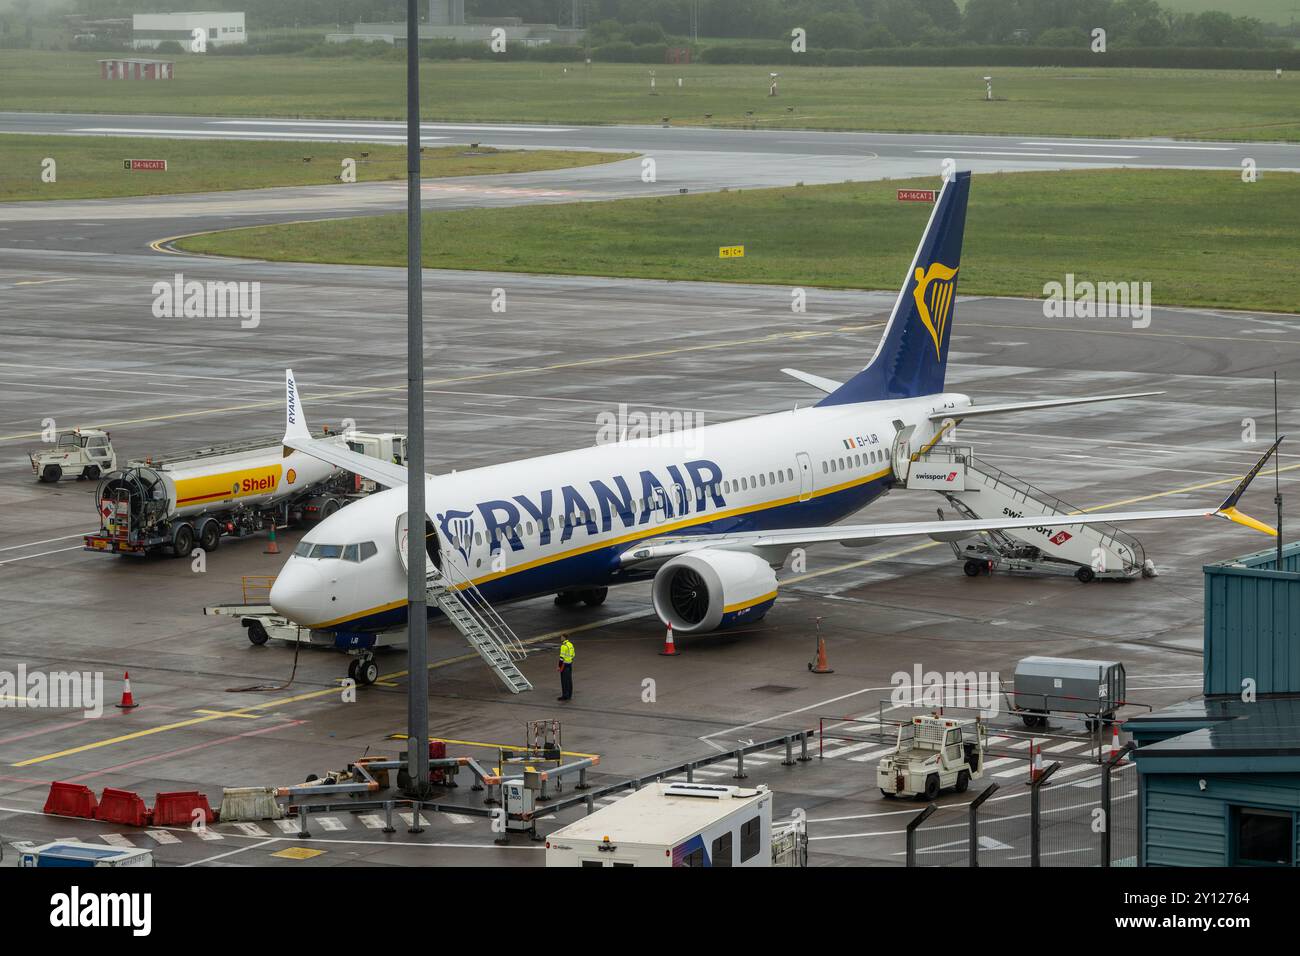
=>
[93,787,150,827]
[430,740,447,785]
[43,781,98,819]
[151,790,215,826]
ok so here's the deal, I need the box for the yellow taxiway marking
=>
[193,709,260,719]
[14,278,79,287]
[0,322,882,442]
[13,611,634,767]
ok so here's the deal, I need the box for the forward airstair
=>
[427,561,534,694]
[901,444,1153,582]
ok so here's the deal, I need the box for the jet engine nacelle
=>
[651,549,778,634]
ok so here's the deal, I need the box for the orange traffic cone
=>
[115,671,139,710]
[1029,742,1043,783]
[808,637,834,674]
[1107,722,1121,761]
[264,519,280,555]
[660,622,680,656]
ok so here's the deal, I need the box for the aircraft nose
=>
[269,558,326,626]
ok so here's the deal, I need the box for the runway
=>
[5,111,1298,257]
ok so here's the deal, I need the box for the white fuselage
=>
[269,393,970,639]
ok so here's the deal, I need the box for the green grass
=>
[0,134,630,201]
[178,169,1300,313]
[3,51,1298,140]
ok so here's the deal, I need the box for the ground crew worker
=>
[557,637,575,702]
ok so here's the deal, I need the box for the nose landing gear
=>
[347,652,380,686]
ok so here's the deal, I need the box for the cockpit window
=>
[296,540,378,561]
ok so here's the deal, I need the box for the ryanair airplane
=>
[269,171,1278,644]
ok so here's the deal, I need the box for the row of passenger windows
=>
[293,540,379,562]
[451,468,801,549]
[823,448,886,476]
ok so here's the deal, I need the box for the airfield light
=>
[984,76,993,101]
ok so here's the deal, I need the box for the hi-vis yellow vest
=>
[559,639,575,664]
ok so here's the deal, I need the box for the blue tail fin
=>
[817,171,971,406]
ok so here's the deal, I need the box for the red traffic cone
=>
[115,671,139,710]
[264,520,280,555]
[808,636,834,674]
[1107,722,1121,760]
[659,622,680,656]
[1029,742,1043,783]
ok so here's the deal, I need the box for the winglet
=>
[1215,435,1283,535]
[284,368,311,456]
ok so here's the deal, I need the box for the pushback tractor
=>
[877,714,987,800]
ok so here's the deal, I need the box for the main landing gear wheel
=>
[554,590,581,607]
[1075,566,1096,584]
[582,587,608,607]
[349,657,378,686]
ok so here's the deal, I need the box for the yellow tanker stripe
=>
[307,467,893,629]
[174,464,282,506]
[724,590,778,614]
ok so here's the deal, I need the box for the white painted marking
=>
[358,815,386,829]
[317,816,346,831]
[980,757,1022,770]
[209,120,579,133]
[916,149,1138,159]
[71,128,448,143]
[99,833,135,847]
[145,830,180,845]
[194,827,223,841]
[1044,740,1091,753]
[275,819,299,833]
[234,822,268,837]
[1019,141,1236,151]
[846,747,899,763]
[820,740,884,760]
[181,838,277,867]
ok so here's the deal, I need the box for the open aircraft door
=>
[395,511,444,577]
[891,421,917,484]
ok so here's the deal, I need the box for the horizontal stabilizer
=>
[930,391,1164,421]
[781,368,845,395]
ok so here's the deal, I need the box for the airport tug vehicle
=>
[877,714,987,800]
[29,428,117,482]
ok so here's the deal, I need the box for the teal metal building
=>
[1127,544,1300,867]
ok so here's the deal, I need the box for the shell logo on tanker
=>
[286,468,297,485]
[241,472,279,493]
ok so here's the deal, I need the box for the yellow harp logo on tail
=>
[911,262,959,360]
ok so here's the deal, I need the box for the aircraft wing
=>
[781,368,845,395]
[282,369,410,489]
[930,391,1163,421]
[619,438,1282,568]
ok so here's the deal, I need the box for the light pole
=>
[404,0,430,799]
